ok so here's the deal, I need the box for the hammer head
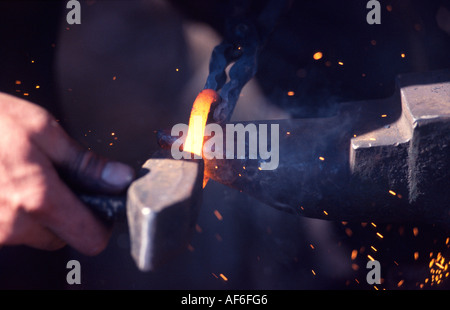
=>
[126,158,204,271]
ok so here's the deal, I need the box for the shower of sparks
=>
[420,252,450,287]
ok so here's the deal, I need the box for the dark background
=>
[0,0,449,290]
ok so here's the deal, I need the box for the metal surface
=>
[350,69,450,222]
[126,157,204,271]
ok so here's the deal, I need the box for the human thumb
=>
[59,147,136,194]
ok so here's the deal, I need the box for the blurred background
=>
[0,0,449,289]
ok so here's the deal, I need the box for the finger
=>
[3,210,66,251]
[36,168,112,256]
[56,147,136,195]
[24,226,67,251]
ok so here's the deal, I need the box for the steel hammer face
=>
[126,157,204,271]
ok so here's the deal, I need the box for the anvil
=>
[205,69,450,224]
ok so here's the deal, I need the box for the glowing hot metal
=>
[183,89,219,157]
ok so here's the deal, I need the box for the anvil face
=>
[351,70,450,223]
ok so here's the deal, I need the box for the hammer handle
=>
[78,194,126,224]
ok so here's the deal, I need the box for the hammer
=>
[78,153,204,272]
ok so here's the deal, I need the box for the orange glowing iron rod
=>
[183,89,220,156]
[183,89,220,188]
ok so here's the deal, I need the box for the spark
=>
[345,228,353,237]
[436,262,445,269]
[213,210,223,221]
[388,190,396,196]
[401,53,406,58]
[313,52,323,60]
[219,273,228,281]
[338,61,344,66]
[287,91,295,96]
[215,234,223,242]
[376,232,384,239]
[319,156,325,161]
